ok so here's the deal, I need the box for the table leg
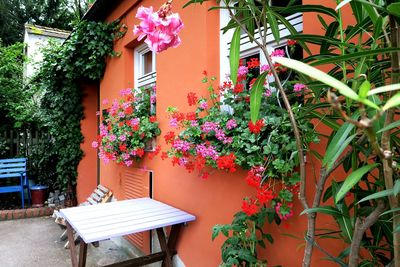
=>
[78,240,88,267]
[66,222,78,267]
[157,224,183,267]
[156,228,173,267]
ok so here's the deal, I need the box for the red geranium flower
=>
[125,106,133,115]
[164,131,175,144]
[247,58,260,69]
[161,152,168,160]
[256,187,274,204]
[248,119,264,134]
[287,39,297,46]
[136,148,145,157]
[187,92,198,106]
[246,172,261,188]
[186,112,196,121]
[119,144,127,152]
[172,112,185,122]
[149,116,157,123]
[233,83,244,94]
[241,198,258,216]
[200,171,209,180]
[216,153,237,172]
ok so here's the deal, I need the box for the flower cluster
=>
[133,1,184,53]
[242,166,298,220]
[164,47,318,221]
[92,86,161,166]
[164,55,316,178]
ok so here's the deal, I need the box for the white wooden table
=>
[60,197,196,267]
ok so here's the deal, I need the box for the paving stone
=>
[0,217,134,267]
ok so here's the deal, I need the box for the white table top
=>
[60,197,196,243]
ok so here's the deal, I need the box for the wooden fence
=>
[0,128,50,159]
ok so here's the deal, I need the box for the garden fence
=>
[0,128,50,162]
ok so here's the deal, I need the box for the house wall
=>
[78,0,351,265]
[77,83,99,203]
[23,26,69,79]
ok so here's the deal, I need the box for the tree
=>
[0,42,38,128]
[0,0,93,45]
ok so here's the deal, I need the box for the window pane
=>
[143,51,153,75]
[271,0,302,7]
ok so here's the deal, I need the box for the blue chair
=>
[0,158,31,208]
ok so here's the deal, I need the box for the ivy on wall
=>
[36,20,123,190]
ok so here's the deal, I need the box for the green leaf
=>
[229,27,241,86]
[322,115,358,170]
[377,120,400,134]
[383,93,400,111]
[280,5,338,19]
[211,225,221,240]
[310,48,400,66]
[327,134,357,171]
[359,98,380,110]
[394,180,400,196]
[380,207,400,217]
[290,34,358,49]
[358,188,394,204]
[300,206,342,217]
[350,1,364,24]
[272,11,312,55]
[335,164,379,203]
[250,72,267,123]
[265,6,280,43]
[368,83,400,96]
[358,80,371,99]
[336,216,353,242]
[336,0,352,10]
[387,3,400,17]
[272,57,360,101]
[354,0,378,23]
[320,22,339,53]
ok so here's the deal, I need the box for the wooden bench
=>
[60,197,196,267]
[0,158,30,208]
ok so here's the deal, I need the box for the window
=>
[134,43,156,89]
[220,2,303,80]
[134,43,157,151]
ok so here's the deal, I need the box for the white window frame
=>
[134,43,157,89]
[220,9,303,81]
[134,43,157,152]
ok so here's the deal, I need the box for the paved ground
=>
[0,217,132,267]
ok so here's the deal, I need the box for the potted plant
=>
[29,143,57,207]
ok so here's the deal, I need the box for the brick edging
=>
[0,207,55,221]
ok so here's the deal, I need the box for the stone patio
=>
[0,216,133,267]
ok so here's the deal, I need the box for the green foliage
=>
[185,0,400,265]
[0,42,39,128]
[35,20,121,190]
[212,209,273,266]
[29,142,58,188]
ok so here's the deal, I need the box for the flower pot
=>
[30,185,49,208]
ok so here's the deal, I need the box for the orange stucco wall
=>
[77,83,99,203]
[76,0,353,265]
